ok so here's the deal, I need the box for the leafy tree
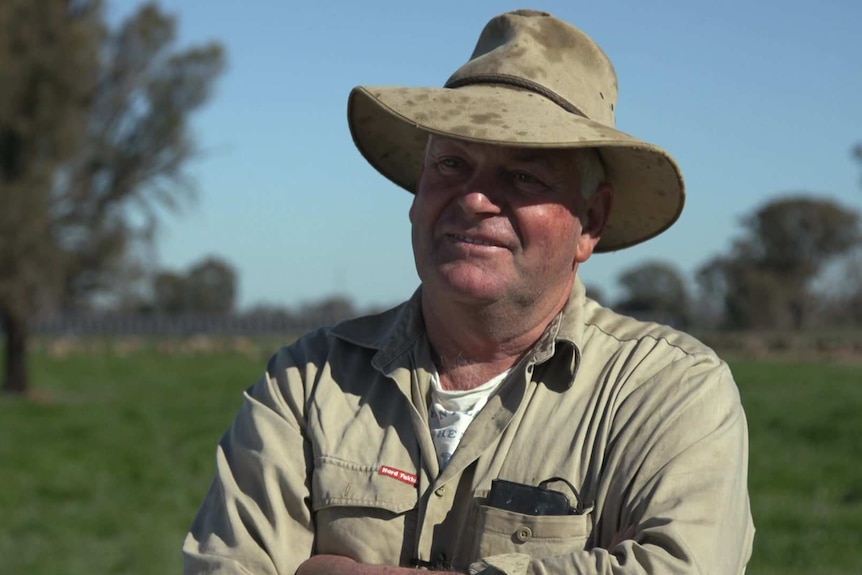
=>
[817,248,862,326]
[697,196,860,329]
[181,257,237,314]
[0,0,101,395]
[152,270,188,314]
[56,4,224,310]
[743,197,858,277]
[699,255,793,330]
[186,258,237,314]
[150,257,237,315]
[0,2,225,395]
[615,260,690,327]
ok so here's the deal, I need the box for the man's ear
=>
[575,183,613,264]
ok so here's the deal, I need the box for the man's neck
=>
[421,288,571,391]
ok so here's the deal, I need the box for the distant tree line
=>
[589,193,861,331]
[36,190,862,338]
[113,254,368,328]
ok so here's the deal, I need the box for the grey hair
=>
[573,147,606,200]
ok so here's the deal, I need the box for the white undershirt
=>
[428,369,510,468]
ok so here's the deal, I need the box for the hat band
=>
[445,74,587,118]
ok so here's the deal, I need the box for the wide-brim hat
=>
[347,9,685,252]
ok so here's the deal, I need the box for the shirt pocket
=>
[472,505,593,560]
[312,455,418,564]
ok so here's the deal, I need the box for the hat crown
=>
[447,10,618,127]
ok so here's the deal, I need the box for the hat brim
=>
[348,85,685,252]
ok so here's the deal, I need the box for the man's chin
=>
[427,268,511,304]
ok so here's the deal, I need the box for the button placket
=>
[422,481,455,569]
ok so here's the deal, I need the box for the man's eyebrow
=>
[508,151,562,169]
[429,140,564,170]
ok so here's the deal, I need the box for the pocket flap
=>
[479,505,593,540]
[312,456,417,514]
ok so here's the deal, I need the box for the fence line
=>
[21,312,352,337]
[9,309,675,338]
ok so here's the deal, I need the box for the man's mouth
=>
[450,233,499,247]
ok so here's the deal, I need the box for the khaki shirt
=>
[184,281,754,574]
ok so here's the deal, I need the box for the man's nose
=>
[456,168,504,215]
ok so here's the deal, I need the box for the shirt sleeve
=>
[183,348,316,575]
[481,356,755,575]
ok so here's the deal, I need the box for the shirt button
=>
[435,486,447,496]
[514,526,533,543]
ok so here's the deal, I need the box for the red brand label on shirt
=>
[378,465,418,486]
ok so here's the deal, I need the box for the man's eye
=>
[513,172,544,186]
[439,158,462,170]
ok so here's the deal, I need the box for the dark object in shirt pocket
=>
[487,479,574,516]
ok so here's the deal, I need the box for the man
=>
[184,10,754,575]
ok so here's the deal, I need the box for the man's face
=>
[410,136,607,310]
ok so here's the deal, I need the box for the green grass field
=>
[1,345,860,574]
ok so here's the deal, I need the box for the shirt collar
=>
[526,278,585,382]
[330,279,587,382]
[330,287,425,372]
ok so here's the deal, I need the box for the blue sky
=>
[114,0,862,310]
